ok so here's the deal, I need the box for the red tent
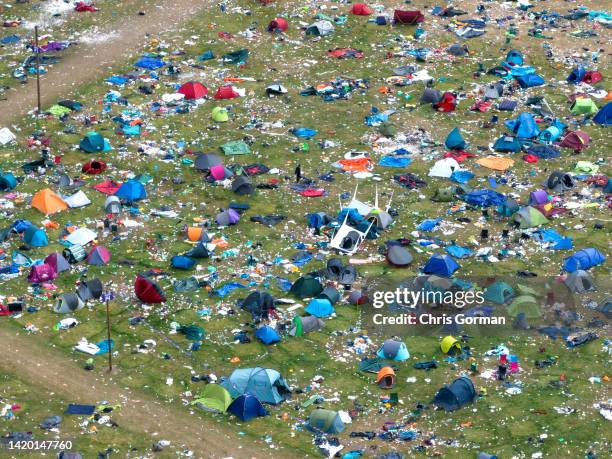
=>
[583,71,602,85]
[93,180,122,195]
[268,17,288,32]
[350,3,372,15]
[558,131,590,151]
[135,274,166,304]
[214,85,240,100]
[178,82,208,100]
[434,92,457,112]
[82,160,107,175]
[393,10,425,24]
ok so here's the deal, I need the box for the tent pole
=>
[34,26,41,115]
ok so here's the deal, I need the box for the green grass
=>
[0,0,610,457]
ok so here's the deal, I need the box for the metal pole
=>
[106,300,112,372]
[34,26,41,114]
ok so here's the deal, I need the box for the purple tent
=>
[558,131,590,151]
[529,189,549,205]
[27,263,57,283]
[44,252,71,274]
[87,246,111,266]
[215,209,240,226]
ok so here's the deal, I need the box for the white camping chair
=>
[329,212,374,255]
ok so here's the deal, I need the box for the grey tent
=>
[194,153,223,171]
[240,291,275,318]
[369,210,393,229]
[564,270,596,293]
[377,339,410,361]
[317,287,340,305]
[305,20,335,36]
[338,265,357,286]
[40,415,62,430]
[432,376,476,411]
[104,196,121,214]
[44,252,70,274]
[547,171,575,192]
[77,279,103,301]
[185,242,211,258]
[308,409,345,433]
[54,293,84,313]
[326,258,344,280]
[420,88,442,105]
[215,209,240,226]
[58,174,73,188]
[57,453,82,459]
[484,82,504,99]
[447,44,468,56]
[173,276,202,293]
[232,176,254,195]
[386,245,413,267]
[289,315,324,336]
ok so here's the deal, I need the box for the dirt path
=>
[0,326,283,459]
[0,0,217,127]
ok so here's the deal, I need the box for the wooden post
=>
[34,26,41,114]
[105,299,112,372]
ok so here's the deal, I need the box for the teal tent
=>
[221,367,291,404]
[79,132,112,153]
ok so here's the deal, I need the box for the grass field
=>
[0,0,610,457]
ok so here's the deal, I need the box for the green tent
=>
[570,98,598,116]
[177,324,205,341]
[192,384,232,413]
[212,107,229,123]
[309,409,345,433]
[507,295,541,318]
[222,49,249,64]
[221,140,250,156]
[48,105,72,117]
[378,122,397,137]
[484,282,515,305]
[289,275,323,299]
[513,206,549,228]
[574,161,599,174]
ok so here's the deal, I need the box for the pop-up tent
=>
[558,131,590,151]
[484,282,514,305]
[290,275,323,299]
[23,226,48,247]
[563,248,606,272]
[289,315,324,336]
[308,409,345,433]
[564,270,596,294]
[115,180,147,202]
[255,326,281,345]
[178,81,208,100]
[79,132,112,153]
[445,128,466,150]
[227,394,269,421]
[593,102,612,125]
[433,376,476,411]
[214,85,240,100]
[377,339,410,361]
[134,274,166,303]
[192,384,232,413]
[305,20,335,36]
[221,367,291,404]
[422,254,460,277]
[0,172,17,191]
[386,245,413,267]
[570,98,598,116]
[305,298,335,318]
[376,366,396,389]
[440,335,462,355]
[513,206,549,228]
[77,279,103,301]
[54,293,84,313]
[547,171,575,192]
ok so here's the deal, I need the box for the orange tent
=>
[186,227,205,242]
[338,157,373,172]
[376,366,396,389]
[475,156,514,171]
[31,189,68,215]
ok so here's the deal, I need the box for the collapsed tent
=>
[221,367,291,404]
[134,274,166,303]
[394,10,424,24]
[432,376,476,411]
[564,270,596,294]
[0,172,17,191]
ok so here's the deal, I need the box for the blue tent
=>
[505,49,524,66]
[450,170,474,184]
[446,245,473,259]
[379,156,412,168]
[171,256,196,270]
[484,282,514,305]
[79,132,112,153]
[493,135,521,152]
[505,113,539,138]
[445,128,466,150]
[227,394,269,421]
[563,248,606,272]
[527,145,560,160]
[593,102,612,126]
[221,367,291,404]
[422,254,460,277]
[23,226,48,247]
[135,57,165,70]
[305,298,335,318]
[115,180,147,202]
[376,339,410,361]
[0,172,17,191]
[255,326,281,345]
[567,67,586,84]
[433,376,476,411]
[516,74,545,88]
[291,127,317,138]
[464,189,506,207]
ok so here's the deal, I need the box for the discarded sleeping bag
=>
[432,376,476,411]
[171,256,196,270]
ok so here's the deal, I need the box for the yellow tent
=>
[32,189,68,215]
